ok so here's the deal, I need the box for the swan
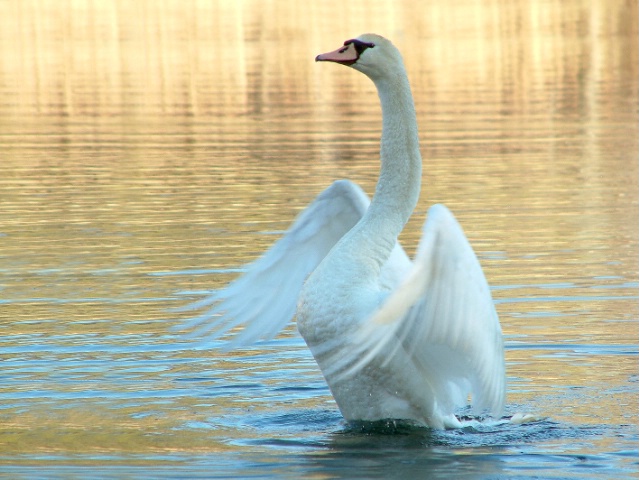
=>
[181,34,505,429]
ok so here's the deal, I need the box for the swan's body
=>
[182,34,505,429]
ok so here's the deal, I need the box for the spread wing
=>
[337,203,505,416]
[177,180,408,347]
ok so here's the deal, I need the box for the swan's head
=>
[315,34,404,81]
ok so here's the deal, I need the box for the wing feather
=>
[342,203,505,416]
[177,180,374,347]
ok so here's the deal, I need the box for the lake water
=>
[1,1,637,478]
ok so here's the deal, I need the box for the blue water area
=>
[1,313,637,478]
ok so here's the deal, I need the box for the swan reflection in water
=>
[180,34,506,430]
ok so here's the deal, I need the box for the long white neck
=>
[350,69,422,273]
[304,65,422,293]
[371,71,422,234]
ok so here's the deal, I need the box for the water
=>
[1,0,637,478]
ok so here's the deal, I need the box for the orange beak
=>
[315,42,359,65]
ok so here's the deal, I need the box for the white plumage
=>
[181,34,505,429]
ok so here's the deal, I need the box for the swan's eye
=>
[345,39,376,55]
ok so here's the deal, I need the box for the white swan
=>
[182,34,505,429]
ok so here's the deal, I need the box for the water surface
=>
[0,1,637,478]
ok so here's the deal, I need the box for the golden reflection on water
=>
[0,0,637,464]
